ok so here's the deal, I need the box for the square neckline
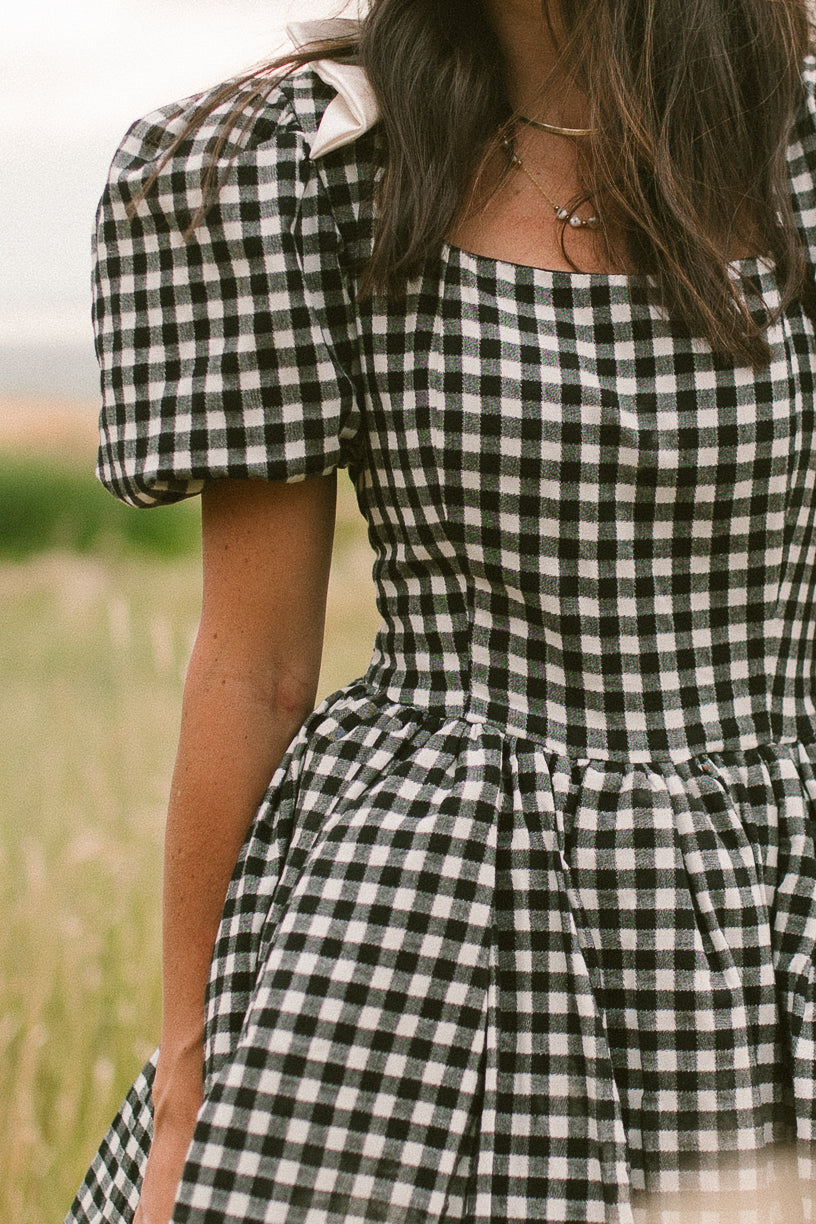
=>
[441,240,774,286]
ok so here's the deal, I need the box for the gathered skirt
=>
[66,683,816,1223]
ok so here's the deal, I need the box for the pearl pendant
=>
[566,213,600,229]
[504,136,602,231]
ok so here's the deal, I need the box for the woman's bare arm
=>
[135,473,337,1224]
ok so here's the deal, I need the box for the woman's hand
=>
[134,1046,203,1224]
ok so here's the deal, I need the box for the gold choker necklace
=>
[503,137,601,231]
[518,114,596,138]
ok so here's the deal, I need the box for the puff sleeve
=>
[92,80,363,507]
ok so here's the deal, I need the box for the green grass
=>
[0,471,379,1223]
[0,453,200,560]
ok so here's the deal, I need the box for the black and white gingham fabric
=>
[92,75,363,506]
[67,59,816,1224]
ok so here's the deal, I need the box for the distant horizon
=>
[1,338,99,401]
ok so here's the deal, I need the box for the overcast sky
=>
[2,0,353,358]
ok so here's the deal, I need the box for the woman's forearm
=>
[157,642,315,1087]
[156,474,335,1091]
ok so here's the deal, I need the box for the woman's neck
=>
[483,0,590,129]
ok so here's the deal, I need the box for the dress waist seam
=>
[355,679,816,765]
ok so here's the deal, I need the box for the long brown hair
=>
[141,0,815,367]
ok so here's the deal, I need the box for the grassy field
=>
[0,405,380,1222]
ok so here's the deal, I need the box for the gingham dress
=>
[67,61,816,1224]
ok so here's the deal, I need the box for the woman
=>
[67,0,816,1221]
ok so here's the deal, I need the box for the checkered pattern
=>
[92,76,363,507]
[67,57,816,1224]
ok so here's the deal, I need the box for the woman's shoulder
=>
[106,64,381,196]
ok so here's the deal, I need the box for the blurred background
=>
[1,3,379,1219]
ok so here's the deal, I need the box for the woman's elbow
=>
[183,634,321,731]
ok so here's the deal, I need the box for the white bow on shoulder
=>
[286,20,380,159]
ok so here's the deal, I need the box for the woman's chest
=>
[353,253,816,570]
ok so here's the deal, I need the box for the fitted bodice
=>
[91,60,816,763]
[357,247,816,760]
